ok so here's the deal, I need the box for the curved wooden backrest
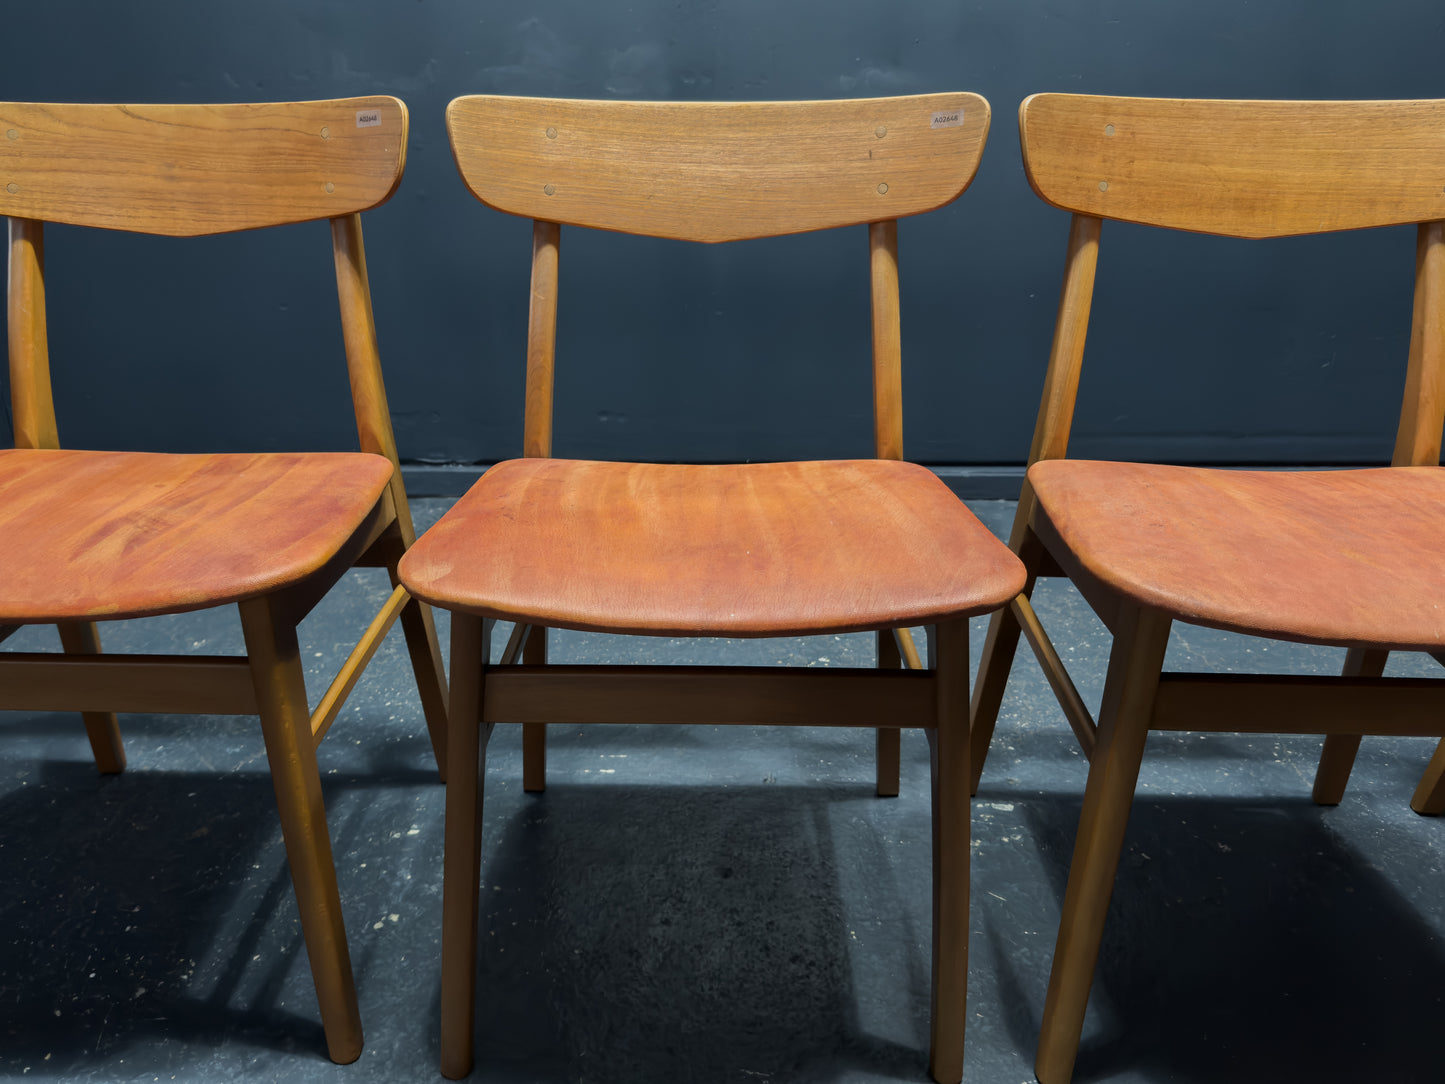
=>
[446,93,989,242]
[1016,94,1445,478]
[0,97,407,236]
[1020,94,1445,239]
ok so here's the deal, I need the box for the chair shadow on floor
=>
[0,725,439,1074]
[452,782,936,1084]
[988,791,1445,1084]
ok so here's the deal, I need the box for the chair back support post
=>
[331,213,399,463]
[1026,213,1102,467]
[7,216,58,450]
[446,93,989,464]
[869,218,904,460]
[524,219,560,458]
[329,212,416,541]
[1392,220,1445,466]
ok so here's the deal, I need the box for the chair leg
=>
[876,628,902,797]
[1410,738,1445,815]
[238,596,362,1065]
[968,594,1027,795]
[389,564,450,781]
[927,617,970,1084]
[522,625,547,793]
[57,621,125,774]
[971,518,1048,796]
[1311,647,1388,805]
[440,613,494,1079]
[1036,604,1171,1084]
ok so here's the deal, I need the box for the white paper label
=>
[356,110,381,128]
[930,110,964,129]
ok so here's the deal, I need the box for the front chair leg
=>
[1311,647,1388,805]
[1036,603,1171,1084]
[57,621,125,773]
[521,625,547,792]
[239,595,362,1065]
[440,613,495,1079]
[927,617,970,1084]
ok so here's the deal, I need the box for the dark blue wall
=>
[3,2,1443,467]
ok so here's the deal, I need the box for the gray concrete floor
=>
[2,498,1443,1083]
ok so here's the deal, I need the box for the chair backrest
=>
[4,96,418,536]
[446,93,990,459]
[0,97,406,235]
[1020,94,1445,240]
[1016,93,1445,470]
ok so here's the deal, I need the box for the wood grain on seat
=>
[401,458,1025,636]
[1029,461,1445,650]
[0,448,392,621]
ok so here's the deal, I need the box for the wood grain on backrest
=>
[0,97,406,235]
[1020,94,1445,239]
[446,94,989,242]
[1018,94,1445,476]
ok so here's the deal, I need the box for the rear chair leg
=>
[971,512,1049,795]
[522,626,547,792]
[389,564,450,780]
[1410,738,1445,815]
[1311,647,1388,805]
[968,596,1027,795]
[58,621,125,774]
[239,596,362,1064]
[875,627,902,797]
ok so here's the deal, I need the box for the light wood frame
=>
[966,93,1445,1084]
[1,97,448,1063]
[434,92,999,1084]
[447,93,984,796]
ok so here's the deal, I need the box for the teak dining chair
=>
[0,96,448,1063]
[966,93,1445,1084]
[401,92,1024,1083]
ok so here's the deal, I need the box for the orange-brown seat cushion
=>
[400,458,1025,637]
[1029,460,1445,650]
[0,448,393,622]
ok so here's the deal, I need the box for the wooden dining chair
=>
[401,92,1024,1083]
[0,96,448,1063]
[963,93,1445,1084]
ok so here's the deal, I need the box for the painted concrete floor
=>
[2,498,1443,1083]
